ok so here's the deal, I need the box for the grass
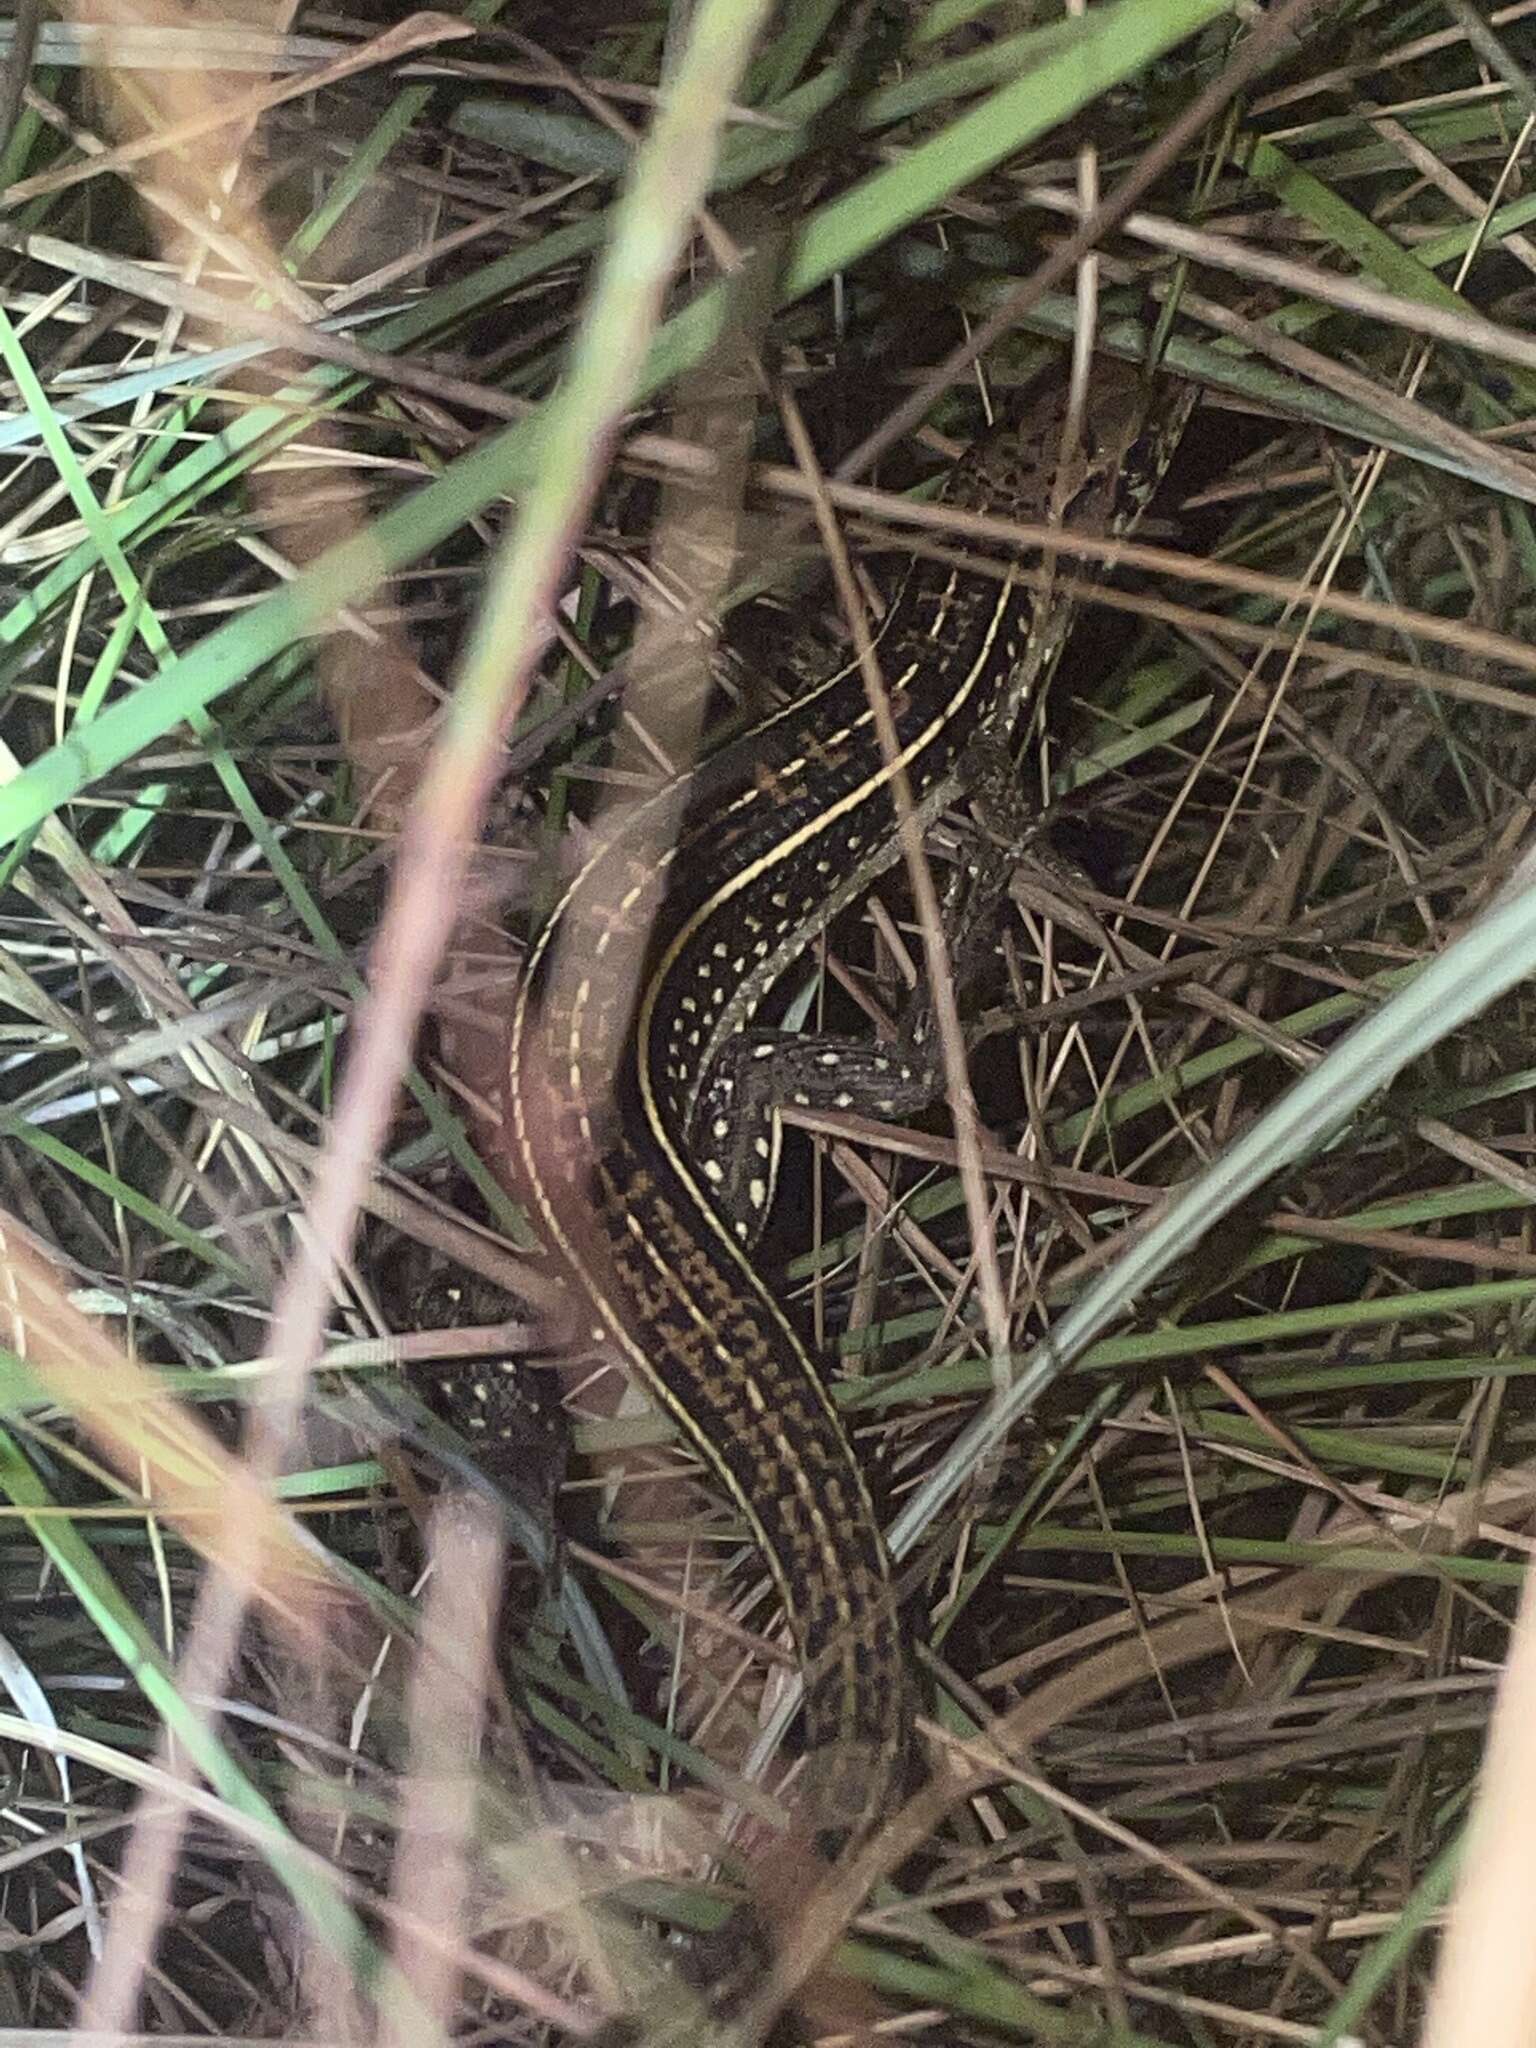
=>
[0,0,1535,2042]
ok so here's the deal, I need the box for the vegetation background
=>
[0,0,1533,2042]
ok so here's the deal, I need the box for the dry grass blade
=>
[1422,1565,1536,2047]
[0,1212,341,1623]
